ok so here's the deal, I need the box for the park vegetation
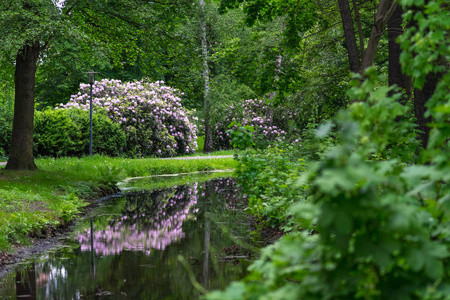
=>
[0,0,449,298]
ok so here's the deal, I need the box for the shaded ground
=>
[0,232,68,278]
[218,216,285,266]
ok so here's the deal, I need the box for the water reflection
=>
[0,177,251,299]
[15,263,36,299]
[76,184,199,256]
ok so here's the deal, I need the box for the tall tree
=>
[199,0,213,153]
[8,41,41,170]
[0,0,58,170]
[388,2,408,93]
[337,0,360,73]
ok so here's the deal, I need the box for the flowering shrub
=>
[59,79,198,157]
[213,99,298,150]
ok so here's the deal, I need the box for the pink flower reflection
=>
[75,185,199,256]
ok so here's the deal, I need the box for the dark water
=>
[0,177,252,299]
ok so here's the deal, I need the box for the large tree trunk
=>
[414,68,441,149]
[338,0,360,73]
[388,2,411,99]
[5,42,40,170]
[199,0,213,153]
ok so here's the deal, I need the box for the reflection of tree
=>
[15,263,36,299]
[211,178,244,211]
[203,180,213,288]
[76,184,199,255]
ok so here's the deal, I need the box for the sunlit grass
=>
[36,154,237,179]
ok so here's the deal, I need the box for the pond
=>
[0,175,253,299]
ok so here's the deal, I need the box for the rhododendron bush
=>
[59,79,197,157]
[213,99,298,150]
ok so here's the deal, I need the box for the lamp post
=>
[84,71,98,156]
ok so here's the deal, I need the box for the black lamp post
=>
[84,71,98,156]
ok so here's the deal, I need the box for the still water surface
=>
[0,176,251,299]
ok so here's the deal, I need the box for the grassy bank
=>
[0,153,237,251]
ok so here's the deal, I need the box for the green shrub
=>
[227,122,255,150]
[34,109,82,157]
[235,144,307,228]
[34,108,126,157]
[67,109,126,156]
[0,97,13,156]
[196,135,205,152]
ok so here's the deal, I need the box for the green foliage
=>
[218,0,323,50]
[34,108,126,157]
[227,122,255,150]
[96,165,122,189]
[34,109,82,157]
[51,193,88,224]
[196,135,205,152]
[0,89,13,157]
[66,109,127,157]
[294,122,337,161]
[208,74,256,122]
[235,145,306,227]
[399,0,449,90]
[0,188,57,248]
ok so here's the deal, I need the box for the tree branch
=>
[0,0,14,12]
[383,1,399,25]
[352,0,365,59]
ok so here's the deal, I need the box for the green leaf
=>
[425,258,444,279]
[407,248,425,272]
[316,121,333,138]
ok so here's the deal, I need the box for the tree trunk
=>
[352,0,365,60]
[5,42,40,170]
[409,1,443,149]
[338,0,360,73]
[414,67,442,149]
[361,0,397,72]
[199,0,213,153]
[388,2,411,100]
